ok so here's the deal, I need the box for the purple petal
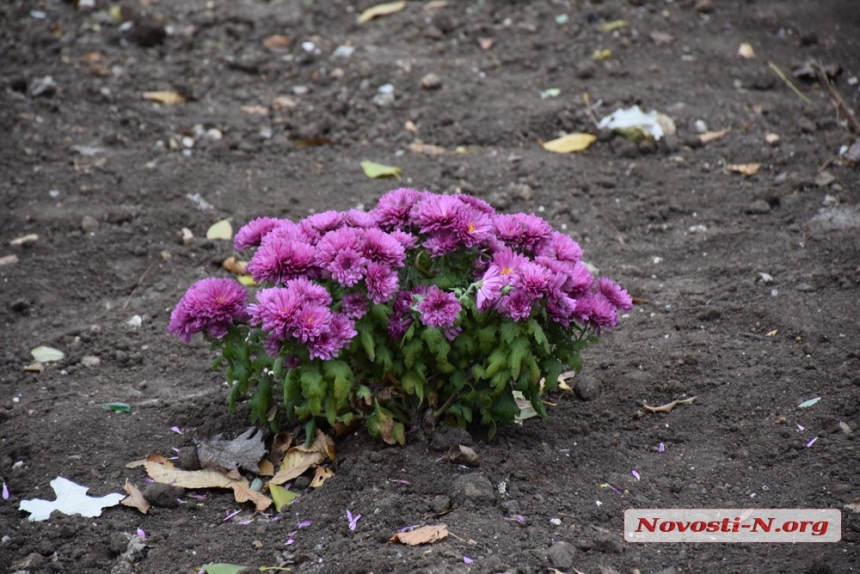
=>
[224,509,241,521]
[270,516,280,522]
[464,556,474,564]
[187,493,207,501]
[136,528,146,538]
[285,538,295,546]
[806,437,818,448]
[658,443,665,453]
[144,477,155,483]
[288,531,298,537]
[297,520,312,529]
[399,525,417,533]
[390,479,411,485]
[2,482,9,500]
[237,520,252,525]
[346,510,354,523]
[171,426,183,434]
[631,470,641,481]
[797,424,806,431]
[516,514,525,523]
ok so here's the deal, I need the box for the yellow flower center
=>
[468,222,476,233]
[501,267,513,275]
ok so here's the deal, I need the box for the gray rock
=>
[546,541,575,569]
[142,482,184,508]
[80,355,100,368]
[575,375,602,401]
[796,283,816,292]
[452,473,495,505]
[81,215,99,233]
[746,199,771,214]
[293,476,311,490]
[177,446,201,470]
[575,61,595,79]
[431,495,450,513]
[501,499,521,514]
[420,73,442,90]
[592,534,624,554]
[29,76,57,98]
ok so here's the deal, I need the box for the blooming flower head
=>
[246,237,316,284]
[344,208,380,229]
[476,265,506,312]
[416,285,462,328]
[374,187,423,229]
[260,220,309,245]
[492,247,529,278]
[250,287,304,340]
[454,194,495,215]
[315,227,366,268]
[544,232,583,263]
[455,208,494,248]
[169,278,249,342]
[299,210,345,241]
[597,277,633,311]
[568,261,594,297]
[341,292,369,319]
[329,248,369,287]
[286,277,332,307]
[365,262,400,304]
[410,194,466,233]
[389,230,419,251]
[306,313,356,360]
[494,213,553,252]
[516,261,552,299]
[574,292,618,333]
[234,217,284,250]
[292,304,333,343]
[363,228,407,267]
[498,289,533,321]
[423,233,460,257]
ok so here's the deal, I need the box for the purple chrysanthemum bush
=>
[169,189,632,444]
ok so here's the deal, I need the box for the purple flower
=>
[169,278,249,343]
[341,292,370,319]
[597,277,633,311]
[577,292,618,332]
[492,248,528,278]
[366,262,400,304]
[454,194,495,215]
[568,261,594,296]
[292,305,333,343]
[363,228,407,267]
[250,287,304,340]
[246,237,316,284]
[315,227,366,268]
[416,286,462,328]
[476,265,506,312]
[387,290,415,339]
[299,210,344,240]
[410,194,465,233]
[306,314,356,360]
[286,277,332,307]
[494,213,553,252]
[455,208,494,248]
[260,220,309,244]
[374,187,423,229]
[329,248,369,287]
[346,510,361,531]
[423,233,460,257]
[344,208,380,228]
[499,289,533,321]
[389,230,419,250]
[234,216,284,250]
[264,335,283,357]
[515,262,552,299]
[443,326,462,341]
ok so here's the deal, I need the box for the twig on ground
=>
[123,259,159,309]
[811,61,860,137]
[767,61,813,105]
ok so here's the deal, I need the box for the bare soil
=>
[1,1,859,573]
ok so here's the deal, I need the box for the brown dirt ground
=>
[2,0,860,573]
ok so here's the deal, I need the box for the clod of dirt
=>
[430,426,473,451]
[695,0,714,13]
[746,200,772,214]
[142,482,184,508]
[546,541,576,569]
[81,215,99,233]
[592,534,624,554]
[177,446,201,470]
[431,495,451,513]
[451,473,495,506]
[575,375,602,401]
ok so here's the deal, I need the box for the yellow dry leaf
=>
[391,524,449,545]
[643,396,697,414]
[541,133,597,153]
[766,329,778,337]
[252,540,263,549]
[310,466,334,488]
[237,275,257,286]
[699,128,730,144]
[408,142,447,156]
[121,481,151,514]
[358,1,407,24]
[257,459,275,476]
[142,91,185,105]
[593,48,612,61]
[361,160,402,180]
[268,451,325,486]
[222,257,248,275]
[206,219,233,240]
[598,19,628,33]
[294,429,336,460]
[23,362,44,373]
[232,482,272,512]
[144,459,240,489]
[10,233,38,246]
[31,346,64,363]
[263,34,290,48]
[726,163,761,176]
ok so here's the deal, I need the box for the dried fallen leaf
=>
[598,19,628,33]
[445,445,480,468]
[231,482,272,512]
[271,95,297,110]
[31,346,64,363]
[358,1,407,24]
[199,564,249,574]
[0,254,19,266]
[738,42,755,59]
[222,257,249,275]
[541,133,596,153]
[144,459,239,489]
[699,128,730,144]
[404,120,419,133]
[726,163,761,176]
[643,396,697,414]
[252,540,263,549]
[258,459,275,476]
[845,498,860,513]
[121,481,151,514]
[206,219,233,240]
[23,362,44,373]
[199,427,266,473]
[241,105,269,116]
[142,91,185,105]
[593,48,612,61]
[361,160,402,180]
[513,390,539,422]
[10,233,38,246]
[268,451,325,486]
[391,524,448,545]
[309,466,334,488]
[19,477,124,522]
[408,142,447,156]
[263,34,290,48]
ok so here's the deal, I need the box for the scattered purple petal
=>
[390,479,411,485]
[658,443,665,453]
[347,510,361,531]
[168,456,179,460]
[797,424,805,431]
[285,538,295,546]
[171,447,180,453]
[297,520,312,529]
[2,482,9,500]
[288,531,297,537]
[144,477,155,483]
[399,525,417,533]
[806,437,818,448]
[136,528,146,538]
[516,514,525,523]
[171,426,183,434]
[237,520,252,525]
[464,556,474,564]
[223,509,241,521]
[601,482,623,495]
[271,516,281,522]
[631,470,641,481]
[176,498,186,505]
[187,493,207,501]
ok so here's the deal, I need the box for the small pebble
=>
[421,73,442,90]
[81,215,99,233]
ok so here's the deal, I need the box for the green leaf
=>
[499,321,520,344]
[249,377,271,424]
[450,369,467,390]
[325,360,353,406]
[402,369,425,404]
[200,564,249,574]
[361,160,402,180]
[300,365,325,416]
[528,319,551,354]
[375,345,394,372]
[485,348,508,378]
[324,395,337,425]
[100,402,131,413]
[360,329,376,362]
[477,323,497,353]
[269,484,300,512]
[492,386,520,425]
[509,336,529,379]
[402,338,423,368]
[542,358,564,392]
